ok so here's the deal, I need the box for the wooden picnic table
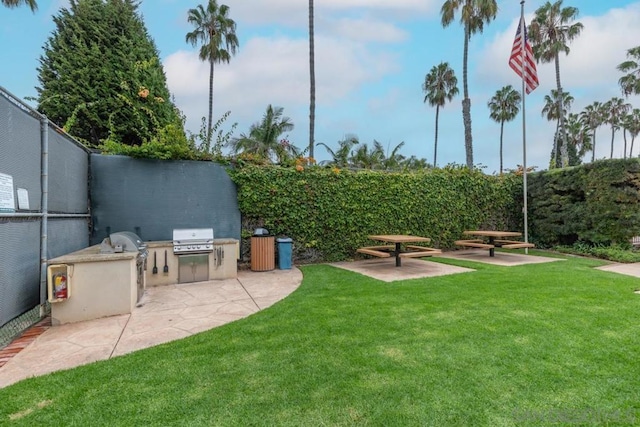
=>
[358,235,441,267]
[457,230,533,257]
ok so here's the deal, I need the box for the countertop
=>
[49,239,239,264]
[49,245,137,264]
[146,239,238,248]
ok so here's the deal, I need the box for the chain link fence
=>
[0,86,90,346]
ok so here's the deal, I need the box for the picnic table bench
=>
[357,235,441,267]
[456,231,534,257]
[356,245,393,258]
[454,239,494,249]
[494,239,536,249]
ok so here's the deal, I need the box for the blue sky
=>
[2,0,639,173]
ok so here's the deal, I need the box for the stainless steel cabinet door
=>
[178,254,209,283]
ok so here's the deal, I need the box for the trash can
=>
[276,237,293,270]
[251,229,275,271]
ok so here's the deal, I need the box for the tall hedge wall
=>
[527,158,640,246]
[229,166,522,262]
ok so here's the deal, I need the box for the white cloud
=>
[477,4,640,94]
[328,17,410,43]
[222,0,438,27]
[165,33,400,142]
[470,3,640,170]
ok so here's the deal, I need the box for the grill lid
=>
[172,228,214,243]
[100,231,147,255]
[173,228,214,254]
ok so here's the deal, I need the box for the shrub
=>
[555,241,640,263]
[528,159,640,246]
[229,165,521,262]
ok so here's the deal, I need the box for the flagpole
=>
[520,0,529,254]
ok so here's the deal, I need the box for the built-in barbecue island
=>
[47,229,238,325]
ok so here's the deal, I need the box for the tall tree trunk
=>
[555,53,568,167]
[591,129,596,162]
[207,59,215,150]
[630,135,635,157]
[610,126,615,158]
[623,129,628,159]
[499,120,504,175]
[553,118,559,167]
[308,0,315,159]
[462,22,473,169]
[434,105,440,167]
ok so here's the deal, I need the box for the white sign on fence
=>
[17,188,30,210]
[0,173,16,212]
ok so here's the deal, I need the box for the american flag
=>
[509,15,539,94]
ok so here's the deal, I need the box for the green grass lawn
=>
[1,253,640,426]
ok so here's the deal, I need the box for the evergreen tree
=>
[36,0,180,147]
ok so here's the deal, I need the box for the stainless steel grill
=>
[101,231,148,255]
[172,228,214,254]
[99,231,148,302]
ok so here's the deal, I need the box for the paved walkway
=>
[0,268,302,389]
[596,262,640,278]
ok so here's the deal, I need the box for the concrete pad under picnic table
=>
[595,262,640,278]
[435,249,563,266]
[329,258,474,282]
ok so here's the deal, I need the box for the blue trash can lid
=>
[276,237,293,243]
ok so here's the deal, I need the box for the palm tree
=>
[422,62,459,167]
[621,109,640,159]
[624,109,640,158]
[349,141,386,169]
[441,0,498,169]
[565,113,591,163]
[401,156,430,170]
[528,0,583,168]
[618,46,640,97]
[2,0,36,10]
[541,89,574,168]
[317,135,359,168]
[487,85,521,174]
[349,144,377,169]
[228,105,296,163]
[379,140,406,170]
[308,0,316,159]
[186,0,239,148]
[580,101,606,162]
[603,97,631,159]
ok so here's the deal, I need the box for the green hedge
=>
[528,158,640,246]
[229,165,522,262]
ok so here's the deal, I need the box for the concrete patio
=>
[435,249,565,266]
[331,249,563,282]
[0,267,302,389]
[330,257,474,282]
